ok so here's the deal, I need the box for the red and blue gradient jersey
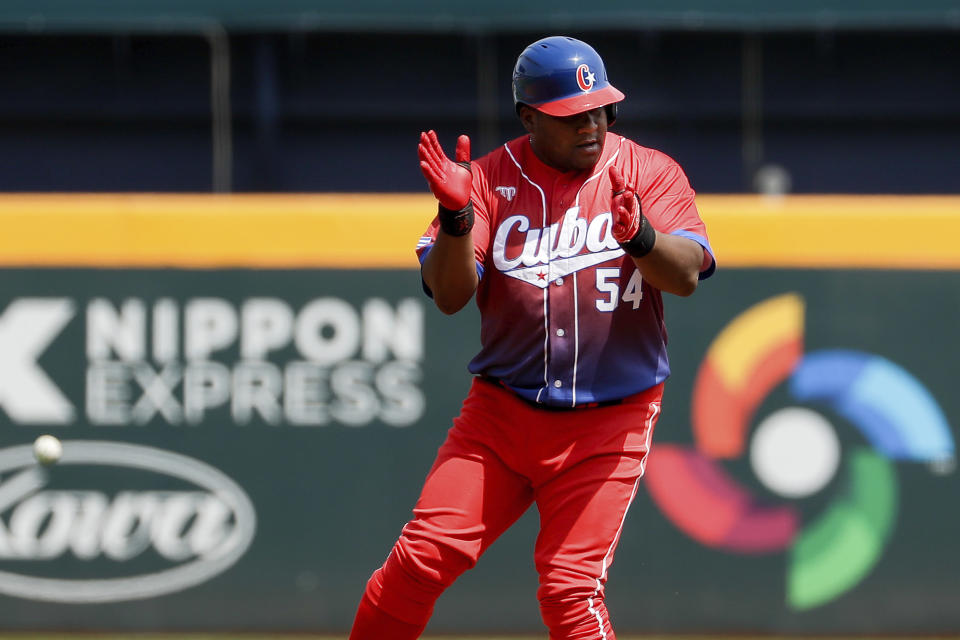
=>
[417,132,715,407]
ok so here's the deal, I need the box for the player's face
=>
[521,106,608,172]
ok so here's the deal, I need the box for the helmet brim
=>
[531,84,625,118]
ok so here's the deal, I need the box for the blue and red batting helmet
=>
[513,36,625,123]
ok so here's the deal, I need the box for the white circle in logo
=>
[750,407,841,498]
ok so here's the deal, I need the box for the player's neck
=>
[526,135,598,175]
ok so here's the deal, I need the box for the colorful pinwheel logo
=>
[646,293,955,610]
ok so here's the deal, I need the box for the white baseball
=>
[33,435,63,465]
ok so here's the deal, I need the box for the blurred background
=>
[0,1,958,638]
[1,0,959,195]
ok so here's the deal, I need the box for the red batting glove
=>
[609,165,657,257]
[418,130,472,211]
[609,165,640,243]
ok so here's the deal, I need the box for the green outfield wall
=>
[0,195,956,634]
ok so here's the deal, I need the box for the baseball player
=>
[349,36,715,640]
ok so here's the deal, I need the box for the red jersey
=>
[417,132,715,407]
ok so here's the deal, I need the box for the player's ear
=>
[518,105,537,135]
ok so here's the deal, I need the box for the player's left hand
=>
[418,130,472,211]
[609,166,642,243]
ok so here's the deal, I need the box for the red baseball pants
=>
[350,377,663,640]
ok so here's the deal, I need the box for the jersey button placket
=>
[545,177,577,403]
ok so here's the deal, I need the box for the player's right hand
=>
[418,130,472,211]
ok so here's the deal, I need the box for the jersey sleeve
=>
[414,161,492,297]
[465,161,493,266]
[635,148,716,279]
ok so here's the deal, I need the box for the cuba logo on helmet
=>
[576,64,596,92]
